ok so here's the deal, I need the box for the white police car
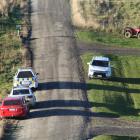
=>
[87,56,112,79]
[13,68,39,89]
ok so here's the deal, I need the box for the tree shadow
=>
[87,83,140,93]
[36,100,92,109]
[90,102,140,116]
[38,80,140,93]
[108,77,140,84]
[38,81,87,90]
[30,109,119,119]
[28,100,119,119]
[33,80,140,119]
[29,37,38,41]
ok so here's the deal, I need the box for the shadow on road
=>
[36,100,92,109]
[30,109,119,119]
[29,100,119,119]
[35,80,140,119]
[38,81,87,90]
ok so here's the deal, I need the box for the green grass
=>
[76,30,140,48]
[0,3,24,98]
[92,135,140,140]
[82,53,140,120]
[0,32,23,98]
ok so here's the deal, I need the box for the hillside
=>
[71,0,140,32]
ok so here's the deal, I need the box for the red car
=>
[0,96,29,119]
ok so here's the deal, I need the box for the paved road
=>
[2,0,91,140]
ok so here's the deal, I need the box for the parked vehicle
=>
[87,56,112,79]
[13,68,39,89]
[9,86,36,107]
[0,97,29,119]
[124,27,140,39]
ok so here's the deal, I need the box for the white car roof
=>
[93,56,109,61]
[18,68,33,72]
[13,86,30,90]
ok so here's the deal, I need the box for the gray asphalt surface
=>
[2,0,90,140]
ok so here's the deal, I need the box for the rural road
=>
[2,0,140,140]
[2,0,91,140]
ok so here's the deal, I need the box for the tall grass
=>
[72,0,140,32]
[93,135,140,140]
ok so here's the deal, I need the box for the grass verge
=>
[82,53,140,120]
[76,30,140,48]
[0,2,27,98]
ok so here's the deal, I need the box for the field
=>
[82,53,140,120]
[76,30,140,48]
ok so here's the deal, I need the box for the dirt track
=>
[77,40,140,56]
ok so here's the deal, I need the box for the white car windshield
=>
[4,100,21,106]
[92,60,109,67]
[13,89,30,95]
[17,71,33,78]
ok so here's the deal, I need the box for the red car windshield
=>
[3,100,21,106]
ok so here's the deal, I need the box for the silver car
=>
[87,56,112,79]
[9,86,36,107]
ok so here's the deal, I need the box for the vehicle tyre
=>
[137,33,140,39]
[32,87,36,92]
[23,111,30,119]
[124,31,131,38]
